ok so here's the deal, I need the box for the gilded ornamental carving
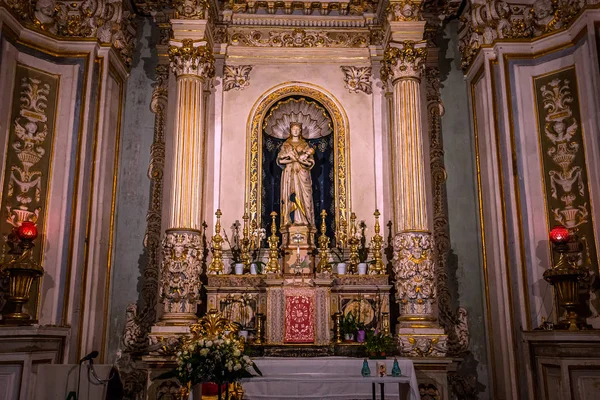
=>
[223,65,252,91]
[458,0,595,70]
[381,41,428,82]
[3,0,136,68]
[173,0,209,19]
[159,230,203,316]
[340,66,372,94]
[387,0,423,22]
[169,39,216,78]
[393,231,436,317]
[229,29,369,48]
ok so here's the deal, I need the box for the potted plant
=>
[330,247,348,275]
[364,329,395,359]
[357,221,373,275]
[223,222,243,274]
[340,312,358,342]
[356,321,366,343]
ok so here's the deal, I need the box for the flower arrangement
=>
[175,334,261,387]
[223,221,242,264]
[357,221,372,264]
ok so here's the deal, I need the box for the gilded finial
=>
[370,209,385,274]
[317,210,331,273]
[240,212,251,273]
[265,211,280,273]
[207,209,225,274]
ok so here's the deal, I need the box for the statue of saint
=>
[277,122,315,227]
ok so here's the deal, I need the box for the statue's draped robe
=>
[277,139,315,226]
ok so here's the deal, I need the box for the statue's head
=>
[290,122,303,138]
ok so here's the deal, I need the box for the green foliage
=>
[339,312,358,335]
[363,330,395,355]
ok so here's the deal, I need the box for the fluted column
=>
[382,40,447,357]
[157,38,214,324]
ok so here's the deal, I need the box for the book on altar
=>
[376,361,387,377]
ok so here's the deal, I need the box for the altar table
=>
[241,357,420,400]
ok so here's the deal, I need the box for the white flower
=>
[243,355,251,363]
[234,363,241,371]
[200,348,209,356]
[233,349,241,357]
[206,340,213,347]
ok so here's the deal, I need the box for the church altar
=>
[205,273,392,348]
[240,357,420,400]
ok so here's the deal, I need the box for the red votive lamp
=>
[17,221,38,241]
[549,225,569,245]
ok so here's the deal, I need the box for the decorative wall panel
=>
[533,66,598,272]
[0,63,59,318]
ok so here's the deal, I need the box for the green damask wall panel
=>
[0,63,60,320]
[533,66,598,273]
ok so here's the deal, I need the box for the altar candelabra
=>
[317,210,331,273]
[264,212,281,273]
[291,233,306,275]
[369,209,385,274]
[347,212,360,274]
[207,209,225,274]
[240,213,252,273]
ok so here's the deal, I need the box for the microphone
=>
[80,350,99,363]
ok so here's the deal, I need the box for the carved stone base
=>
[412,358,456,400]
[397,327,448,358]
[159,229,202,324]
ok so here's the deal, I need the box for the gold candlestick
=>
[265,212,280,274]
[317,210,331,273]
[207,209,225,274]
[333,312,342,344]
[240,213,251,273]
[369,209,385,274]
[347,212,359,274]
[255,313,265,345]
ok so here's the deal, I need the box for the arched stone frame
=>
[245,82,352,233]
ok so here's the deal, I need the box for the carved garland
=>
[425,67,470,356]
[340,66,372,94]
[246,83,351,231]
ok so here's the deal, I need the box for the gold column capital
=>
[381,41,428,83]
[169,39,215,78]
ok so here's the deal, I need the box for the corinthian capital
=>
[169,39,215,78]
[381,41,427,82]
[387,0,423,22]
[173,0,210,19]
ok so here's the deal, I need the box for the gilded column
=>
[382,38,447,356]
[157,38,214,324]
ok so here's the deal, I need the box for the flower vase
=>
[356,329,366,343]
[337,263,347,275]
[391,358,402,377]
[250,263,258,275]
[234,263,244,275]
[343,333,355,342]
[357,263,367,275]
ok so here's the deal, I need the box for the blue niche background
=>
[261,95,336,240]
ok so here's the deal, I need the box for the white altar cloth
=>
[242,357,420,400]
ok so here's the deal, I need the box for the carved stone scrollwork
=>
[387,0,423,22]
[173,0,209,19]
[223,65,252,91]
[340,66,372,94]
[458,0,594,71]
[169,39,215,78]
[229,28,369,48]
[399,334,448,357]
[393,231,436,316]
[419,383,441,400]
[381,41,427,83]
[159,230,202,316]
[425,67,470,356]
[3,0,137,69]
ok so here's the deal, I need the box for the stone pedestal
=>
[523,330,600,400]
[281,225,316,274]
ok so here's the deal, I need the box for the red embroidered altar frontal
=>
[284,288,315,343]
